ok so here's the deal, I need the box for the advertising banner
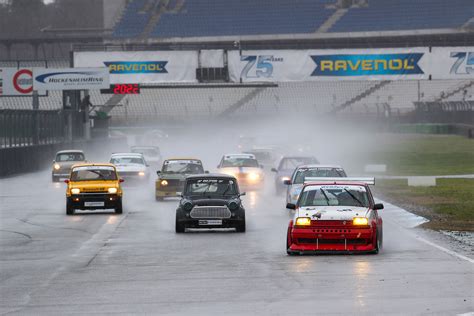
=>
[430,47,474,80]
[33,68,109,91]
[0,68,40,96]
[73,51,198,83]
[228,48,430,82]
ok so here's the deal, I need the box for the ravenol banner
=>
[73,51,198,83]
[228,48,429,82]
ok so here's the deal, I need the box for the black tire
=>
[372,233,380,254]
[286,227,298,255]
[115,198,123,214]
[156,195,164,201]
[52,175,59,182]
[235,218,246,232]
[66,199,74,215]
[175,215,185,233]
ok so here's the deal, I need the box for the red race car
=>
[286,178,383,255]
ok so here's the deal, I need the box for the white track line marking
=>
[415,235,474,264]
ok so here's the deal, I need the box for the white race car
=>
[109,153,150,181]
[217,153,264,189]
[285,164,347,206]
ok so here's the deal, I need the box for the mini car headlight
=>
[353,217,369,226]
[280,176,290,182]
[160,180,168,186]
[248,173,260,181]
[183,201,194,212]
[228,200,239,211]
[71,188,80,195]
[54,163,60,170]
[108,187,118,194]
[138,171,145,176]
[295,217,311,226]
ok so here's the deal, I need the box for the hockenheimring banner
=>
[73,51,198,84]
[228,48,431,82]
[33,68,110,91]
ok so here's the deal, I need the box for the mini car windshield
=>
[279,157,318,170]
[294,168,346,184]
[185,178,238,196]
[163,162,204,174]
[56,153,85,162]
[245,152,271,161]
[299,186,369,207]
[70,167,117,181]
[110,157,145,165]
[221,158,259,168]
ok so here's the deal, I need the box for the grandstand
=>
[109,0,473,40]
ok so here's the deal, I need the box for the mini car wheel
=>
[156,196,164,201]
[286,227,298,256]
[236,218,246,233]
[372,232,380,254]
[115,198,123,214]
[52,175,59,182]
[175,214,185,233]
[66,200,74,216]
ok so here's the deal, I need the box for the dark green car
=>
[155,158,205,201]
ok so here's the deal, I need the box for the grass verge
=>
[375,178,474,232]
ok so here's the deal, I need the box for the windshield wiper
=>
[343,188,364,207]
[320,188,330,206]
[221,184,231,196]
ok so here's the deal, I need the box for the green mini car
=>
[155,158,206,201]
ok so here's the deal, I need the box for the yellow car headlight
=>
[160,180,168,186]
[54,163,60,170]
[108,187,118,194]
[138,171,145,176]
[353,217,369,226]
[295,217,311,226]
[71,188,80,195]
[248,172,260,181]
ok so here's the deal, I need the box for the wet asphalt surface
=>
[0,166,473,315]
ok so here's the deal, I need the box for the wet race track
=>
[0,134,473,315]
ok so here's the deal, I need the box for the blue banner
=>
[311,53,424,77]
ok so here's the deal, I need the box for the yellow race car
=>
[65,163,124,215]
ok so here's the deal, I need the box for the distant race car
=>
[217,153,264,189]
[286,177,383,254]
[130,145,162,168]
[52,150,86,182]
[110,153,150,181]
[285,164,347,206]
[243,146,278,169]
[175,174,246,233]
[155,158,206,201]
[271,156,319,194]
[65,164,124,215]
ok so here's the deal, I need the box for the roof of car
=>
[71,163,116,169]
[186,173,236,180]
[296,164,344,169]
[111,152,144,157]
[131,146,159,149]
[165,157,202,161]
[224,153,256,158]
[303,181,369,187]
[280,155,317,159]
[56,150,84,154]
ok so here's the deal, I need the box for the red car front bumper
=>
[287,222,377,253]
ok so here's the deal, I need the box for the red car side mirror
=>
[64,179,69,184]
[119,179,125,183]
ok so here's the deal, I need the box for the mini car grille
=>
[190,206,231,219]
[163,179,182,186]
